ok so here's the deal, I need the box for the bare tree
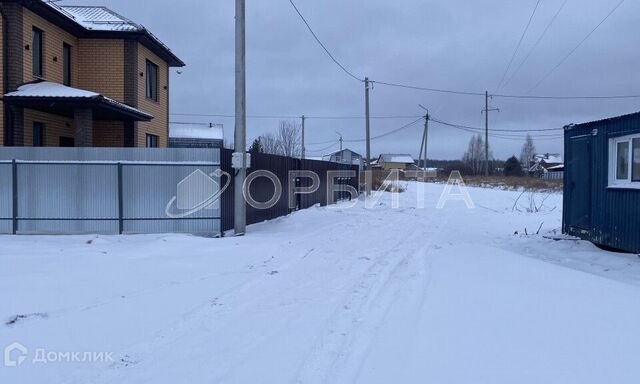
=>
[276,120,301,157]
[462,134,489,175]
[259,133,280,155]
[258,120,302,157]
[520,134,536,172]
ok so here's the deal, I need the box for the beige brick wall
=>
[136,43,168,147]
[77,39,125,100]
[93,121,124,147]
[22,8,79,85]
[23,109,74,147]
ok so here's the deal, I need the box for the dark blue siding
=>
[563,112,640,253]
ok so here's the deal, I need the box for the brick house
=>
[0,0,184,147]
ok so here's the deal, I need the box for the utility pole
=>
[301,115,306,159]
[336,131,343,151]
[365,77,371,196]
[482,91,499,177]
[234,0,246,235]
[418,105,429,171]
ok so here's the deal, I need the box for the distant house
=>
[563,111,640,253]
[529,153,563,178]
[322,148,364,170]
[169,124,224,148]
[1,0,184,148]
[376,154,415,170]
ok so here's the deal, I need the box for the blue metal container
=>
[563,112,640,253]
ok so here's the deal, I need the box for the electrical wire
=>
[502,0,569,89]
[170,112,422,120]
[527,0,627,93]
[429,116,562,133]
[287,0,363,82]
[496,0,543,91]
[343,117,424,142]
[370,80,485,97]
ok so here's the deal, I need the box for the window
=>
[33,122,44,147]
[32,27,43,77]
[145,60,158,101]
[609,134,640,188]
[145,134,159,148]
[59,137,75,147]
[63,43,71,86]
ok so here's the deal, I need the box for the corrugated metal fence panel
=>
[220,150,360,232]
[0,147,220,163]
[0,148,221,235]
[17,163,118,234]
[0,162,12,234]
[122,164,220,234]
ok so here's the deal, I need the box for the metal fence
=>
[0,148,359,236]
[0,148,221,235]
[221,149,359,232]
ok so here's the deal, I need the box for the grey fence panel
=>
[0,148,221,235]
[122,164,220,234]
[0,147,220,163]
[0,162,12,234]
[16,163,119,234]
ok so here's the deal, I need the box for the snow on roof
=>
[533,153,563,164]
[5,81,99,98]
[547,164,565,170]
[379,154,415,164]
[170,124,224,140]
[4,81,153,119]
[58,5,141,32]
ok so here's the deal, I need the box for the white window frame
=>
[608,133,640,189]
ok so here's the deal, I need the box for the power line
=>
[370,80,640,100]
[496,0,543,91]
[306,141,339,154]
[430,116,562,133]
[502,0,569,89]
[343,117,424,142]
[527,0,627,93]
[169,112,422,120]
[370,80,485,97]
[287,0,363,82]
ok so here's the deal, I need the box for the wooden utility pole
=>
[301,115,306,159]
[418,105,429,171]
[234,0,246,235]
[365,77,371,196]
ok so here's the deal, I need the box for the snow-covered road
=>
[2,182,640,383]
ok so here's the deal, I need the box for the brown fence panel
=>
[221,150,359,233]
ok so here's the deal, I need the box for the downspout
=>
[0,5,10,146]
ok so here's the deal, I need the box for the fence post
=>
[11,159,17,235]
[117,162,123,234]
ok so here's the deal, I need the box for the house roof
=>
[170,124,224,140]
[20,0,184,66]
[325,148,362,157]
[533,153,563,164]
[378,154,415,163]
[4,81,153,121]
[565,110,640,131]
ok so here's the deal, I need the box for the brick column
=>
[74,108,93,147]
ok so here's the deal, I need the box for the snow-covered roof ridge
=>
[379,154,415,163]
[170,124,224,140]
[4,81,153,119]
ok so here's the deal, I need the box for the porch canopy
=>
[3,81,153,121]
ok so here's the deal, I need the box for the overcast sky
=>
[71,0,639,159]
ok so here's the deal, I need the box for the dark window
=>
[59,137,75,147]
[145,134,159,148]
[32,27,43,77]
[616,141,629,180]
[63,43,71,86]
[145,60,158,101]
[633,138,640,182]
[33,122,44,147]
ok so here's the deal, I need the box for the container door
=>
[567,136,592,233]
